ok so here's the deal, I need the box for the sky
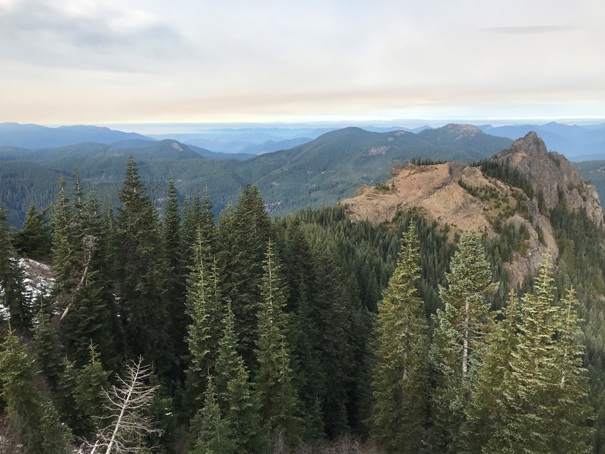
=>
[0,0,604,129]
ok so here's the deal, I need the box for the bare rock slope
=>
[341,133,602,285]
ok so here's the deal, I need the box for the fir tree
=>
[0,204,32,332]
[214,302,264,453]
[219,183,271,368]
[163,178,188,382]
[429,233,496,451]
[0,329,72,452]
[462,290,521,453]
[254,240,301,447]
[190,377,236,454]
[12,202,51,260]
[370,223,430,453]
[115,157,171,370]
[185,231,224,414]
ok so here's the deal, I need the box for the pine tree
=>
[185,231,224,414]
[54,185,117,369]
[190,377,236,454]
[370,223,430,453]
[0,329,72,452]
[72,343,112,439]
[254,240,301,447]
[429,233,496,451]
[546,287,594,453]
[33,309,64,392]
[313,244,358,437]
[115,157,170,370]
[163,178,188,382]
[214,302,264,453]
[0,205,32,332]
[462,290,521,453]
[219,183,271,368]
[12,202,51,260]
[465,262,595,453]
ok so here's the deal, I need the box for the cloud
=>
[483,25,576,35]
[0,0,189,72]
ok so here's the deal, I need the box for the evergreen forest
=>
[0,156,604,453]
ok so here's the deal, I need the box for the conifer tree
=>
[190,377,236,454]
[115,157,170,370]
[163,178,188,381]
[214,302,264,453]
[370,223,430,453]
[255,241,301,447]
[12,202,51,259]
[465,262,594,453]
[53,184,117,369]
[72,343,112,439]
[0,205,32,332]
[185,231,224,414]
[183,189,217,267]
[0,329,72,452]
[429,233,495,451]
[219,183,271,368]
[33,309,64,392]
[462,290,521,453]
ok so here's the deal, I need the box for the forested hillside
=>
[1,145,604,452]
[0,124,512,226]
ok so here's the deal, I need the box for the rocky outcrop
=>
[340,132,605,285]
[342,162,493,234]
[492,132,604,228]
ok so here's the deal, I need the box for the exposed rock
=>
[493,132,604,228]
[340,160,557,286]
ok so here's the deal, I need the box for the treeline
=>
[0,157,599,453]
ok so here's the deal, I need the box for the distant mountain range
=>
[0,124,512,226]
[0,123,154,149]
[477,122,605,161]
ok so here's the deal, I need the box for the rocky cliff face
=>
[492,132,604,228]
[340,132,601,286]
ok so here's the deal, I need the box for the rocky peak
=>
[492,132,604,228]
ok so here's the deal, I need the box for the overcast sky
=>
[0,0,604,127]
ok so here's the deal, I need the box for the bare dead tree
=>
[91,357,161,453]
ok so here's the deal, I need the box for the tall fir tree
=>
[461,290,521,453]
[185,231,224,415]
[53,182,117,369]
[12,202,51,260]
[219,183,271,368]
[254,240,301,448]
[370,223,430,453]
[0,204,32,332]
[214,302,264,453]
[162,178,189,382]
[115,157,171,371]
[313,245,353,437]
[429,233,496,451]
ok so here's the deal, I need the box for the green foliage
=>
[190,377,236,454]
[255,241,301,446]
[219,183,271,368]
[115,157,171,370]
[370,223,430,452]
[477,158,535,199]
[429,233,496,451]
[0,205,32,332]
[12,203,51,259]
[0,330,72,452]
[185,235,224,415]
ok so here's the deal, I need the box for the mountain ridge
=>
[341,132,602,285]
